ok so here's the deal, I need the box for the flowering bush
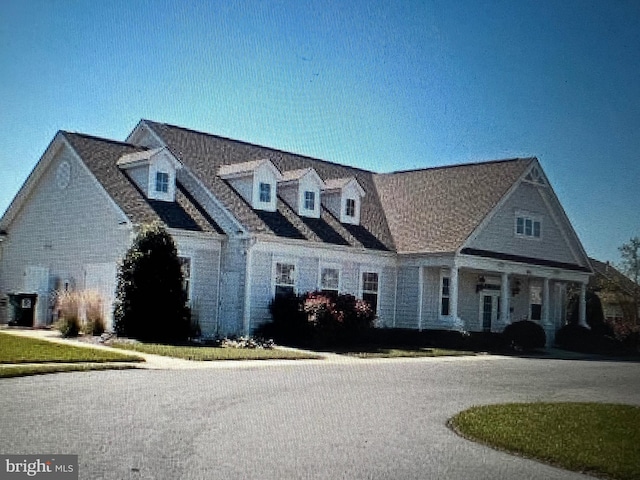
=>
[607,319,640,352]
[260,291,376,347]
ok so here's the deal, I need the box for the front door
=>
[480,293,500,332]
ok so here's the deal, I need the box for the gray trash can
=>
[8,293,38,327]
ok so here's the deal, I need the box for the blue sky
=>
[1,0,638,264]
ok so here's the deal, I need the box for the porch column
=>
[450,264,459,328]
[500,272,510,327]
[542,277,550,326]
[579,282,589,328]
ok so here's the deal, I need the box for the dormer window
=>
[278,168,324,218]
[304,191,316,211]
[259,182,272,203]
[156,172,169,193]
[218,159,282,212]
[117,147,181,202]
[322,177,365,225]
[345,198,356,217]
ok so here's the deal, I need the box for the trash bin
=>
[8,293,38,327]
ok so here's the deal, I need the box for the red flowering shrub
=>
[260,291,376,347]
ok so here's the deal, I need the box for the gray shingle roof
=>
[144,121,396,250]
[374,158,533,253]
[63,132,223,234]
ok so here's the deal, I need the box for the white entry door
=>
[24,266,50,326]
[479,291,501,332]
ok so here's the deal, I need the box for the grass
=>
[110,342,322,361]
[450,402,640,480]
[0,363,138,378]
[340,346,475,358]
[0,332,144,364]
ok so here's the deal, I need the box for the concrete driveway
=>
[1,356,639,479]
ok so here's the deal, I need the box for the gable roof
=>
[62,132,223,234]
[142,120,395,250]
[589,257,640,296]
[374,158,534,253]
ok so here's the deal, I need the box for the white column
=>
[542,277,550,326]
[579,282,589,328]
[449,264,459,329]
[500,272,510,327]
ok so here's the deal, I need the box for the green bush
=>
[55,316,80,338]
[555,323,622,354]
[113,223,190,342]
[502,320,546,351]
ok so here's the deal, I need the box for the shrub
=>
[502,320,546,351]
[261,291,376,347]
[80,290,105,336]
[556,323,623,354]
[607,319,640,353]
[113,223,190,342]
[54,290,81,338]
[55,316,80,338]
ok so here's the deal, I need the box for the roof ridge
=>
[381,157,535,176]
[62,131,144,149]
[142,119,377,174]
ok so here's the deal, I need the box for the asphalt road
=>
[2,356,639,480]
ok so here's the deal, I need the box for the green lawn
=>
[450,402,640,480]
[341,347,475,358]
[110,342,322,361]
[0,363,138,378]
[0,332,144,364]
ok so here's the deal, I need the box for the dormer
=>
[322,177,366,225]
[117,148,182,202]
[218,159,283,212]
[278,168,325,219]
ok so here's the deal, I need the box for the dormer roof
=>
[218,159,283,180]
[323,177,366,197]
[280,167,325,187]
[117,147,182,170]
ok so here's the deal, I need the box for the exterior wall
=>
[278,184,299,215]
[174,234,222,337]
[147,154,177,202]
[126,165,149,196]
[394,267,419,329]
[321,192,342,221]
[246,241,396,333]
[226,176,254,207]
[217,237,249,336]
[468,182,582,266]
[251,163,278,212]
[0,145,130,326]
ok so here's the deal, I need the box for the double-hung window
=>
[345,198,356,217]
[259,182,271,203]
[274,262,296,297]
[304,191,316,211]
[178,257,191,300]
[441,276,450,316]
[361,272,379,311]
[155,172,169,193]
[320,267,340,294]
[530,285,542,321]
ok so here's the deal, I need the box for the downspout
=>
[417,266,424,331]
[214,239,224,337]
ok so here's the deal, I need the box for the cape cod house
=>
[0,120,593,343]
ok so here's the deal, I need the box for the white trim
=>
[359,266,381,314]
[514,210,543,240]
[318,262,342,293]
[478,289,501,332]
[272,257,299,298]
[243,241,254,336]
[438,269,451,320]
[417,267,424,331]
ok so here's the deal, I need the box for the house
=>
[0,120,593,343]
[589,258,639,325]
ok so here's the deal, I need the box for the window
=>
[361,272,379,311]
[441,276,450,316]
[304,191,315,211]
[155,172,169,193]
[275,262,296,297]
[345,198,356,217]
[259,182,271,203]
[515,214,541,238]
[320,267,340,294]
[530,285,542,321]
[179,257,191,299]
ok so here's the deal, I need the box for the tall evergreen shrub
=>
[113,223,190,342]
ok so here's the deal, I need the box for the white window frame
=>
[529,284,542,321]
[273,259,297,297]
[359,268,380,313]
[345,198,356,217]
[515,211,542,240]
[439,270,450,317]
[155,171,169,193]
[318,263,341,294]
[304,191,316,211]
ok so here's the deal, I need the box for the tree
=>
[113,223,190,342]
[619,237,640,285]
